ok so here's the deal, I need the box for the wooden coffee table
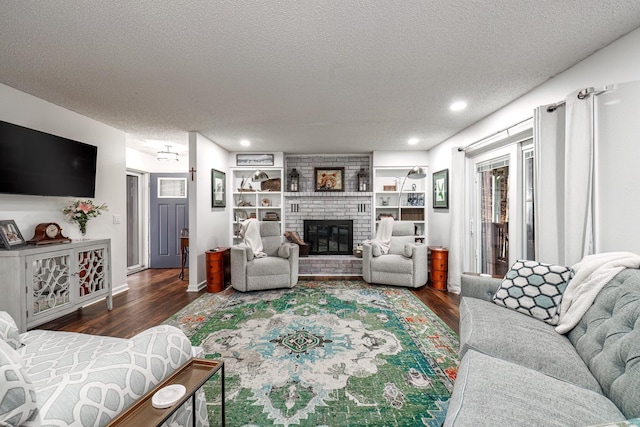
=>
[108,358,224,427]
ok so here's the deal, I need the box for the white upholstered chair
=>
[362,221,428,288]
[231,221,299,292]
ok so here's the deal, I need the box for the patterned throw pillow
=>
[0,311,21,350]
[493,260,573,325]
[0,339,39,425]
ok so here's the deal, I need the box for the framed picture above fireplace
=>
[314,167,345,192]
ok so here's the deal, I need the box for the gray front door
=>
[149,173,188,268]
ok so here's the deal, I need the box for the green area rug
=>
[165,280,459,427]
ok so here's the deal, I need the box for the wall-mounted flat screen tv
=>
[0,120,98,198]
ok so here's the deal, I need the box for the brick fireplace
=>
[304,219,353,255]
[284,155,372,250]
[284,155,371,275]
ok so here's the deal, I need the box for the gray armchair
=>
[231,221,299,292]
[362,222,428,288]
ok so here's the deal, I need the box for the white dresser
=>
[0,239,112,332]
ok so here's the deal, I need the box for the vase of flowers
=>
[62,200,108,236]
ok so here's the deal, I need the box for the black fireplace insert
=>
[304,220,353,255]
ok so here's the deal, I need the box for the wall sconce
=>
[156,145,179,161]
[357,167,369,192]
[289,168,300,192]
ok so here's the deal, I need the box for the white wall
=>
[188,132,230,291]
[427,27,640,252]
[594,82,640,254]
[373,150,428,168]
[0,83,128,292]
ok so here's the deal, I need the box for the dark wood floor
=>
[39,270,460,338]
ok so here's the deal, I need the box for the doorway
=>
[126,172,146,274]
[149,173,189,268]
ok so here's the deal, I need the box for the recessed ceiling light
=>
[240,139,251,146]
[450,101,467,112]
[408,138,419,145]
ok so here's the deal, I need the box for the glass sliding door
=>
[468,136,535,276]
[523,147,535,260]
[477,157,510,276]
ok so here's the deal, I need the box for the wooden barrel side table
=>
[428,246,449,291]
[205,247,230,293]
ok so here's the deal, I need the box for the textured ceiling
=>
[1,1,639,155]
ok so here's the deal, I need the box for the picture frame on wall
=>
[0,219,27,249]
[211,169,226,208]
[314,167,345,192]
[433,169,449,209]
[236,153,274,166]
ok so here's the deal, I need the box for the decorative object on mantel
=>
[383,185,396,191]
[289,168,300,192]
[0,219,27,249]
[357,168,369,192]
[26,222,71,246]
[62,199,108,236]
[314,167,345,192]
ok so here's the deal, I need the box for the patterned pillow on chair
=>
[493,260,573,325]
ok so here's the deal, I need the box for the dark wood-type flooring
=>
[39,270,460,338]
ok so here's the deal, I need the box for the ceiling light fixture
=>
[450,101,467,112]
[408,138,419,145]
[240,139,251,146]
[156,145,179,161]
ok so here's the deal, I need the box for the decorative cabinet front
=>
[0,239,112,332]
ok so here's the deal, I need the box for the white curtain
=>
[563,91,595,265]
[448,147,466,293]
[533,103,565,264]
[533,89,595,266]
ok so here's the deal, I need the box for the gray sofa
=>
[0,310,206,426]
[444,270,640,427]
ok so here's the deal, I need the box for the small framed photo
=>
[211,169,226,208]
[0,220,27,249]
[236,153,274,166]
[314,167,345,192]
[433,169,449,209]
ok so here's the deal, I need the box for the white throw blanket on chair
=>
[240,218,267,258]
[364,217,394,256]
[555,251,640,333]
